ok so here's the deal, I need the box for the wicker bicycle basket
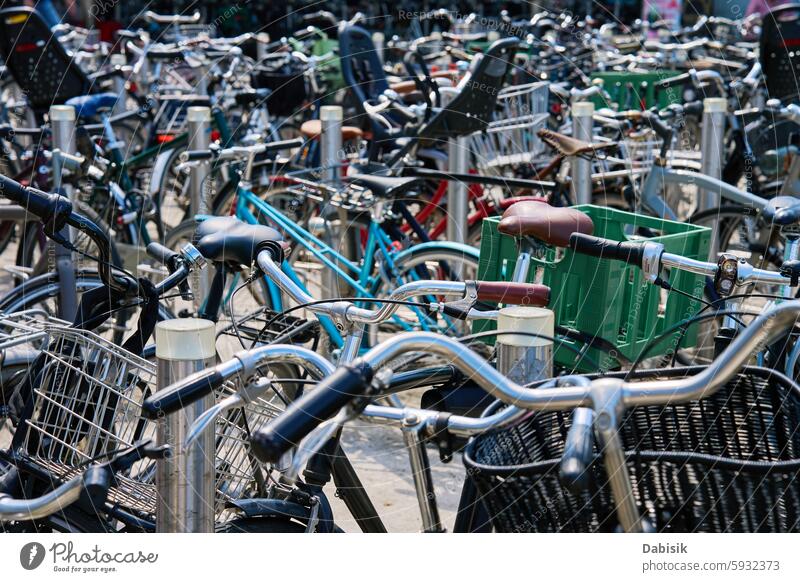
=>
[463,366,800,533]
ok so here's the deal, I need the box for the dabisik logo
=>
[20,542,46,570]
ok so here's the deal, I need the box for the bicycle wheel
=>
[689,205,782,269]
[0,271,173,344]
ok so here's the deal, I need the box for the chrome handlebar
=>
[0,478,83,522]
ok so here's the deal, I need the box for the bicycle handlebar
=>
[569,233,791,288]
[0,440,167,522]
[251,362,374,463]
[251,297,800,465]
[142,345,335,419]
[179,138,304,164]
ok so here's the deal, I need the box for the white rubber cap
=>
[49,106,75,121]
[703,98,727,113]
[320,106,343,121]
[187,106,211,122]
[497,306,555,347]
[572,101,594,116]
[110,54,126,66]
[156,319,216,360]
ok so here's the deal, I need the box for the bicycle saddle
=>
[498,201,594,247]
[762,196,800,226]
[345,174,423,198]
[65,93,119,119]
[300,119,363,141]
[195,217,284,266]
[537,129,618,158]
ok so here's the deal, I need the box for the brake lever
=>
[184,377,273,450]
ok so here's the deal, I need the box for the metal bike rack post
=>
[320,106,349,298]
[496,307,554,385]
[187,106,213,311]
[50,105,78,320]
[447,137,469,248]
[188,106,212,215]
[155,319,217,533]
[372,32,385,64]
[110,54,128,115]
[256,33,270,62]
[699,98,727,213]
[50,105,76,191]
[571,101,594,206]
[320,105,343,185]
[700,98,727,260]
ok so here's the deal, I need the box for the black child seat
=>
[761,4,800,101]
[417,36,519,140]
[0,7,93,118]
[338,24,390,122]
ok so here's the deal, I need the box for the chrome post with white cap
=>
[187,106,212,216]
[571,101,594,206]
[50,105,78,320]
[320,105,343,185]
[447,137,470,277]
[700,97,727,213]
[372,32,385,64]
[495,306,554,384]
[320,106,349,298]
[50,105,76,192]
[256,33,270,62]
[187,106,212,310]
[700,97,727,259]
[110,53,128,115]
[154,319,217,533]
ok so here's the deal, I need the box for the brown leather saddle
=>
[300,120,363,141]
[498,201,594,247]
[537,128,618,158]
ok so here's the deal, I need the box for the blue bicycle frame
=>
[231,184,447,349]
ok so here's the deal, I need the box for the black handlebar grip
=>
[146,242,180,268]
[182,150,214,161]
[568,233,645,267]
[0,176,73,229]
[263,138,304,152]
[641,112,674,143]
[141,367,229,419]
[559,408,595,495]
[250,361,374,464]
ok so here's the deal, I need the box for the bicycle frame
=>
[641,164,767,222]
[232,185,445,355]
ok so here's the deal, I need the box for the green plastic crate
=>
[590,71,682,110]
[475,205,711,371]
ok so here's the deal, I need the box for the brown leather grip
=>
[473,281,550,306]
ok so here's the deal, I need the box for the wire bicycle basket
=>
[469,113,550,176]
[464,366,800,533]
[6,326,293,521]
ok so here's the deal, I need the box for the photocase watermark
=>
[19,541,158,574]
[20,542,46,570]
